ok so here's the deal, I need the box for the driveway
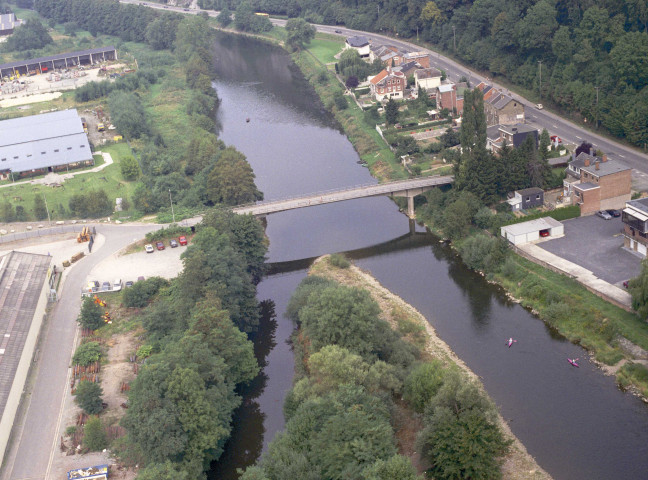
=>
[537,214,641,285]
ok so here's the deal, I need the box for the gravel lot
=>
[87,243,185,285]
[537,214,641,285]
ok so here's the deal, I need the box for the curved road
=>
[1,224,159,480]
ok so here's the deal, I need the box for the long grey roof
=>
[0,13,16,30]
[581,159,630,177]
[0,109,92,173]
[0,46,115,71]
[346,36,369,47]
[627,198,648,215]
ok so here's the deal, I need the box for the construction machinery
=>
[77,226,91,243]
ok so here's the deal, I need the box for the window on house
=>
[67,147,72,150]
[41,151,46,154]
[536,194,540,199]
[13,156,18,159]
[525,196,530,201]
[26,154,31,157]
[54,149,59,152]
[1,159,5,162]
[80,145,85,148]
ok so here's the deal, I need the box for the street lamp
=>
[43,192,51,225]
[452,25,456,51]
[538,60,542,96]
[168,189,175,224]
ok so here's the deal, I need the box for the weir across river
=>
[232,175,454,217]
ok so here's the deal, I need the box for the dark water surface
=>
[208,33,648,480]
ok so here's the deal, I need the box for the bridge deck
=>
[233,175,453,216]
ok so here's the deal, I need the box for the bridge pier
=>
[407,196,415,218]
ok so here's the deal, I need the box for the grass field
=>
[307,36,344,64]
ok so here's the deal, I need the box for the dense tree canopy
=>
[3,19,52,51]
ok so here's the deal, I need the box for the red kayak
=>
[567,358,579,367]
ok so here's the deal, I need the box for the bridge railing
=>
[232,175,453,210]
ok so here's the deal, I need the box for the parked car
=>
[125,281,134,288]
[137,276,145,282]
[170,239,179,248]
[156,241,165,250]
[550,135,562,143]
[178,235,188,246]
[596,210,612,220]
[606,209,621,217]
[539,229,550,237]
[101,281,111,289]
[335,29,342,33]
[535,103,544,109]
[145,244,154,253]
[113,279,122,291]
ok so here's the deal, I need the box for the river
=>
[208,33,648,480]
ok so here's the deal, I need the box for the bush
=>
[72,341,102,366]
[74,380,104,415]
[145,225,191,242]
[77,297,105,331]
[459,234,508,273]
[84,416,107,451]
[543,302,572,326]
[500,257,518,279]
[334,92,348,110]
[122,277,169,308]
[403,361,446,413]
[120,155,141,181]
[329,253,350,269]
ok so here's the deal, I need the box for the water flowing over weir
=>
[208,32,648,480]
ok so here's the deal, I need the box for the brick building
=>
[622,198,648,256]
[436,83,464,113]
[564,152,631,215]
[369,67,406,101]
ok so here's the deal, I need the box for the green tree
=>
[120,155,141,181]
[72,341,102,366]
[3,18,52,51]
[403,360,445,413]
[629,258,648,318]
[108,91,148,139]
[385,98,399,126]
[206,147,263,205]
[285,18,316,50]
[77,296,105,331]
[216,6,232,26]
[515,0,558,52]
[136,462,190,480]
[123,277,169,308]
[83,416,107,451]
[0,202,15,223]
[539,128,551,161]
[420,1,443,24]
[362,455,420,480]
[74,380,104,415]
[33,195,48,220]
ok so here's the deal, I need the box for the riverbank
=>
[290,35,648,399]
[309,255,551,480]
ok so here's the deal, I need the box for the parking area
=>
[87,242,185,286]
[537,214,641,285]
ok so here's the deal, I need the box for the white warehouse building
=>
[500,217,564,245]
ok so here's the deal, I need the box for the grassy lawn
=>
[307,35,344,64]
[0,143,139,221]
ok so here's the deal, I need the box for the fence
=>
[0,224,94,245]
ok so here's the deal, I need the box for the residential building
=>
[0,13,18,36]
[368,67,406,101]
[369,44,404,66]
[564,152,631,215]
[414,68,442,92]
[488,123,538,152]
[476,82,525,126]
[507,187,544,212]
[393,61,420,79]
[0,109,93,180]
[622,198,648,256]
[344,36,370,57]
[402,52,432,68]
[436,83,464,113]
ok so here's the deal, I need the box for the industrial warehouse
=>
[0,109,94,180]
[0,46,116,79]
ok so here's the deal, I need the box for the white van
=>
[113,279,123,292]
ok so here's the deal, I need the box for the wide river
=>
[208,33,648,480]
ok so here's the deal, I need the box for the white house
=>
[500,217,564,245]
[344,36,370,57]
[414,68,442,91]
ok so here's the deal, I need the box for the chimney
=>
[602,154,608,162]
[584,158,590,167]
[590,147,594,156]
[595,161,600,170]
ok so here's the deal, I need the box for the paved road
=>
[0,224,158,480]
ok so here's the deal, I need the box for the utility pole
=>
[452,25,456,52]
[43,193,51,225]
[538,60,542,96]
[169,189,175,224]
[594,86,600,129]
[416,26,419,42]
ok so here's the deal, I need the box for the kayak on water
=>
[507,337,517,348]
[568,358,579,367]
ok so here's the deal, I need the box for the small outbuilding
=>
[507,187,544,212]
[500,217,564,245]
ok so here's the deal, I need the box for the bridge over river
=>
[232,175,454,217]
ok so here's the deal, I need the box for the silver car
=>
[596,210,612,220]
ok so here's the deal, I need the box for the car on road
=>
[539,229,550,237]
[125,281,134,288]
[145,244,154,253]
[596,210,612,220]
[535,103,543,109]
[606,209,621,217]
[334,29,342,33]
[170,239,179,248]
[156,241,165,250]
[178,235,188,246]
[550,135,562,143]
[183,7,190,11]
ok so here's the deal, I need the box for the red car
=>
[156,241,165,250]
[539,229,550,237]
[178,236,188,246]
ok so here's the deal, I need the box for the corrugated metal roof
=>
[0,46,115,70]
[0,109,92,173]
